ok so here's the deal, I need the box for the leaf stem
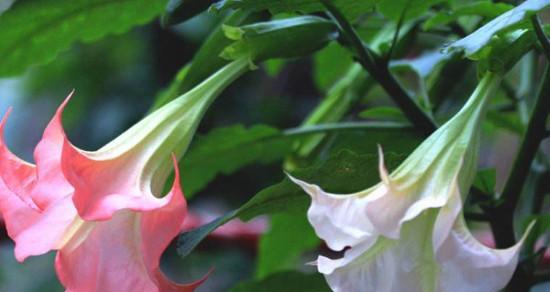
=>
[319,0,437,135]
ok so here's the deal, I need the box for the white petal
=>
[436,218,534,292]
[432,176,463,251]
[288,175,385,251]
[319,212,438,292]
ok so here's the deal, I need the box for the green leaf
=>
[473,168,496,195]
[359,106,408,123]
[0,0,167,77]
[230,271,330,292]
[162,0,214,26]
[181,124,294,197]
[476,28,536,74]
[486,110,524,135]
[423,1,513,31]
[377,0,447,22]
[212,0,375,20]
[444,0,550,58]
[220,16,338,62]
[313,43,354,92]
[256,213,320,278]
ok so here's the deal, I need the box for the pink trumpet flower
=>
[0,59,248,292]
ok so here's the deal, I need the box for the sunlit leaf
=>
[0,0,167,76]
[444,0,550,58]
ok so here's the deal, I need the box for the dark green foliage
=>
[0,0,167,76]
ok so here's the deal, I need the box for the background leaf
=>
[181,124,294,197]
[377,0,447,22]
[255,213,319,278]
[212,0,375,20]
[444,0,550,58]
[0,0,167,76]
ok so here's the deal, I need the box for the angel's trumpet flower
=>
[291,72,533,292]
[0,58,248,291]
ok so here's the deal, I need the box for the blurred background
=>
[1,2,550,292]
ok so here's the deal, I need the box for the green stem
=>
[319,0,437,136]
[283,121,412,136]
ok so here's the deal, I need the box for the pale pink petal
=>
[56,158,206,292]
[0,104,76,261]
[61,140,172,221]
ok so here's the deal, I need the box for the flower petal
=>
[0,100,76,261]
[289,175,384,251]
[61,138,173,221]
[436,218,533,292]
[56,158,205,291]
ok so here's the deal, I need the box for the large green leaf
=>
[444,0,550,58]
[0,0,167,77]
[230,271,330,292]
[255,213,319,278]
[181,124,294,197]
[212,0,375,20]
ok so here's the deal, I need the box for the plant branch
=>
[283,121,412,136]
[532,15,550,61]
[493,64,550,248]
[320,0,437,135]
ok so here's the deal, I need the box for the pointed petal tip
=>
[286,174,320,198]
[377,144,391,186]
[0,107,12,137]
[55,90,76,117]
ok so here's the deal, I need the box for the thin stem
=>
[495,65,550,247]
[320,0,437,136]
[283,121,412,136]
[386,3,409,63]
[532,15,550,62]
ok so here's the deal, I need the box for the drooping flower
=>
[0,58,248,291]
[291,72,532,292]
